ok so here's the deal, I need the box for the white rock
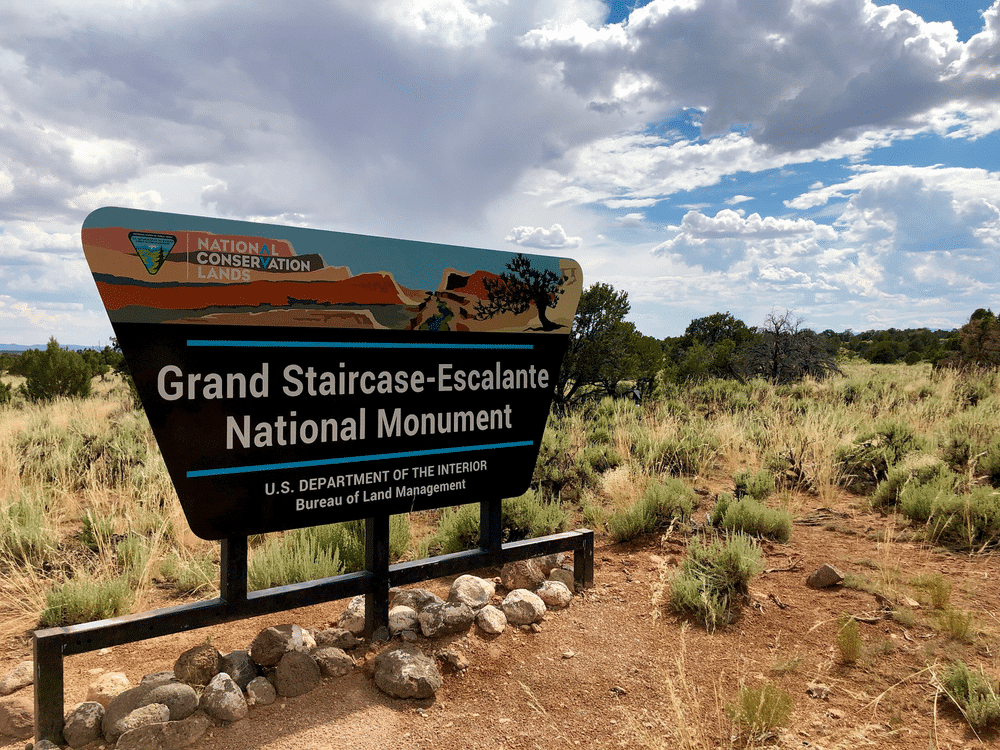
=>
[536,580,573,609]
[502,589,547,625]
[339,595,367,635]
[448,575,495,610]
[476,605,507,635]
[0,661,33,696]
[388,605,420,635]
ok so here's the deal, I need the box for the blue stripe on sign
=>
[186,441,534,478]
[187,340,533,350]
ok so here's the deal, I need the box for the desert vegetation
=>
[2,306,1000,744]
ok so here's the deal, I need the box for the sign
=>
[82,208,582,539]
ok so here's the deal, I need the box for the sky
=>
[0,0,997,346]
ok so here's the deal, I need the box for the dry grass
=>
[623,624,734,750]
[2,362,999,648]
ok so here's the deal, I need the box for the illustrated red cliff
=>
[82,208,582,540]
[82,210,581,334]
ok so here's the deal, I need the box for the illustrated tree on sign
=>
[474,253,567,331]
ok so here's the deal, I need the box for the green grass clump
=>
[937,607,975,642]
[836,420,926,494]
[607,478,694,542]
[0,493,58,567]
[733,469,775,501]
[115,534,153,587]
[926,488,1000,552]
[576,443,623,487]
[420,491,568,556]
[898,474,1000,551]
[633,427,719,477]
[249,526,346,590]
[668,533,762,632]
[726,681,794,741]
[40,576,134,627]
[836,614,863,664]
[532,416,580,492]
[870,459,949,512]
[939,661,1000,731]
[911,572,952,609]
[711,494,792,543]
[248,516,409,590]
[503,490,570,542]
[159,552,216,597]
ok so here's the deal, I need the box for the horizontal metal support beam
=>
[35,570,372,657]
[390,528,594,587]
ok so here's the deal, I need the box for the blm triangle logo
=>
[128,231,177,275]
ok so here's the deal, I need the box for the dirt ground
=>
[2,486,998,750]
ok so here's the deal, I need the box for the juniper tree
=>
[474,253,567,332]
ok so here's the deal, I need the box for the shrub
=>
[115,534,153,587]
[870,458,949,512]
[248,526,346,590]
[726,681,794,741]
[502,490,570,542]
[716,496,792,543]
[0,493,58,567]
[898,471,962,524]
[939,661,1000,731]
[79,510,116,552]
[979,443,1000,488]
[607,478,694,543]
[17,338,96,402]
[159,552,216,597]
[837,421,926,494]
[0,379,11,405]
[733,469,775,502]
[709,492,734,526]
[576,443,623,487]
[901,479,1000,551]
[40,576,134,626]
[668,533,762,631]
[421,491,568,555]
[17,415,150,491]
[532,417,580,492]
[248,516,409,590]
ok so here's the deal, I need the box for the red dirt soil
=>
[2,486,998,750]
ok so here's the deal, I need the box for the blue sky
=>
[0,0,997,345]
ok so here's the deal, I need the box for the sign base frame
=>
[33,504,593,744]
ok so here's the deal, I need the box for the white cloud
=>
[372,0,500,47]
[520,0,998,151]
[616,212,645,226]
[0,0,998,343]
[506,223,582,248]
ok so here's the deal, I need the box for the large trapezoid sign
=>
[83,207,582,540]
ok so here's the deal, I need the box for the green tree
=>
[80,349,110,380]
[938,309,1000,368]
[474,254,567,331]
[18,338,96,401]
[554,283,659,405]
[664,311,757,383]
